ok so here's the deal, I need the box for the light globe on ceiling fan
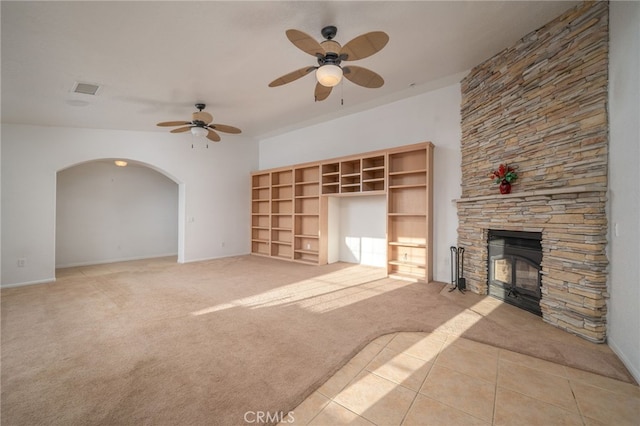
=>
[316,64,343,87]
[190,126,208,137]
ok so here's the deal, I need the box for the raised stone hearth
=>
[457,2,609,342]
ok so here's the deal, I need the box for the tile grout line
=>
[311,335,391,425]
[397,334,445,425]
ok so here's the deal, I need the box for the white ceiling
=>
[1,1,578,140]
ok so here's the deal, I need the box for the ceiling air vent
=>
[72,82,100,95]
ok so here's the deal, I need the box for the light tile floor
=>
[286,331,640,425]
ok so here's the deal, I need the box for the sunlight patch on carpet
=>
[191,264,394,316]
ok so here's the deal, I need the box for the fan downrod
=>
[195,103,206,111]
[321,25,337,40]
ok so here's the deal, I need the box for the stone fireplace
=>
[457,2,609,343]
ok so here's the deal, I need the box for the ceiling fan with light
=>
[269,26,389,101]
[156,103,241,142]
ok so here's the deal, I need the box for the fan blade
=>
[206,129,221,142]
[157,121,190,127]
[193,111,213,124]
[314,82,332,101]
[343,66,384,88]
[170,126,192,133]
[286,29,324,57]
[269,66,316,87]
[210,124,241,134]
[340,31,389,61]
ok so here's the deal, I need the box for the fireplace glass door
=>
[488,230,542,315]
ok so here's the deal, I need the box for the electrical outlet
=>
[17,258,27,267]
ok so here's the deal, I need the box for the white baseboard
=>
[55,253,178,269]
[608,337,640,384]
[1,277,56,289]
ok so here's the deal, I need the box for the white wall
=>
[608,1,640,383]
[1,124,257,286]
[336,195,387,267]
[259,84,462,283]
[56,161,179,267]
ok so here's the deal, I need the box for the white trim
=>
[608,337,640,384]
[54,253,178,269]
[2,278,56,289]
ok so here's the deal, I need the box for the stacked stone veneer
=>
[457,2,609,342]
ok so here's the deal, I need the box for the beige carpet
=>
[1,255,634,425]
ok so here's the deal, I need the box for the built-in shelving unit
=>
[251,142,433,279]
[386,144,433,281]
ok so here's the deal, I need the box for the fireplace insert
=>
[488,230,542,316]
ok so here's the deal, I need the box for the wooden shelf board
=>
[341,172,361,178]
[388,169,427,176]
[272,241,292,245]
[272,254,292,260]
[295,234,319,239]
[251,238,269,243]
[294,249,319,255]
[388,184,426,189]
[295,181,320,186]
[271,227,291,231]
[388,260,426,268]
[294,258,318,265]
[363,166,385,171]
[388,242,426,248]
[363,178,384,183]
[387,213,427,217]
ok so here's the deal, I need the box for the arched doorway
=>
[55,159,180,268]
